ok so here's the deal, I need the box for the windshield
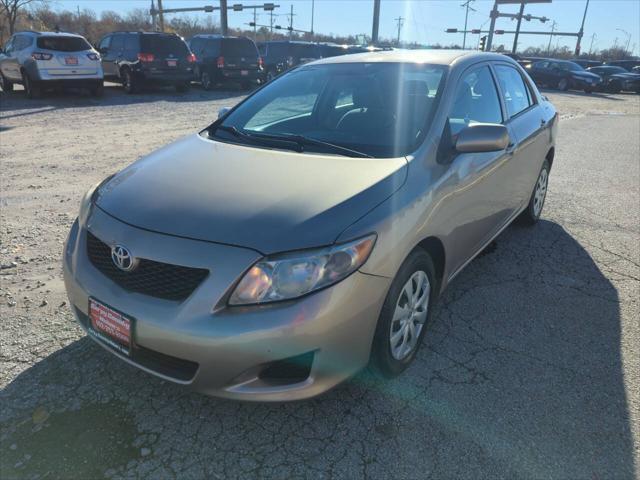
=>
[36,36,91,52]
[223,38,258,57]
[212,62,447,158]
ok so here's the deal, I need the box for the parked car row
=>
[0,29,381,98]
[524,58,640,94]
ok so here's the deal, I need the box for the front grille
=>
[86,231,209,302]
[75,307,199,382]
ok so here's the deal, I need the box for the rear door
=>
[140,35,190,74]
[493,62,548,209]
[221,38,259,72]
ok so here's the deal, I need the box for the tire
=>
[370,250,438,377]
[608,82,622,94]
[266,70,275,82]
[519,159,550,226]
[122,69,137,94]
[175,81,190,92]
[557,78,569,91]
[0,73,13,92]
[201,71,213,90]
[22,72,40,99]
[584,88,592,94]
[91,82,104,97]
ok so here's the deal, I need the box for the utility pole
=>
[287,4,295,39]
[269,11,274,37]
[588,32,596,55]
[395,16,404,46]
[461,0,475,50]
[486,0,498,52]
[511,1,526,54]
[157,0,165,32]
[253,9,257,40]
[547,20,556,56]
[575,0,589,56]
[220,0,228,35]
[150,0,157,30]
[372,0,381,45]
[311,0,315,36]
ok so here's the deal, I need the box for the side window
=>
[110,35,124,52]
[124,34,139,51]
[494,65,532,118]
[98,36,111,51]
[190,38,201,56]
[204,40,220,57]
[12,35,24,51]
[449,65,503,135]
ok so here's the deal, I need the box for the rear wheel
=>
[22,72,40,98]
[370,250,437,377]
[201,71,213,90]
[122,69,137,94]
[608,81,622,94]
[0,73,13,92]
[175,81,190,92]
[519,160,550,226]
[91,82,104,97]
[584,88,593,94]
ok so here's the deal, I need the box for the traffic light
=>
[471,29,480,34]
[479,35,487,51]
[494,29,505,35]
[249,22,256,27]
[446,28,458,33]
[232,4,243,11]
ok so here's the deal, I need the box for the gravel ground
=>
[1,83,639,480]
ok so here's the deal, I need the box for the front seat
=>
[336,81,392,137]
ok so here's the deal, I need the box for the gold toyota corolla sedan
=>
[63,50,558,401]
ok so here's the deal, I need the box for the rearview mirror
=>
[217,106,231,119]
[455,123,509,153]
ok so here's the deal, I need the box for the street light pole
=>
[461,0,475,50]
[512,1,526,54]
[372,0,381,45]
[575,0,589,56]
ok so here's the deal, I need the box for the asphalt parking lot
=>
[1,84,639,479]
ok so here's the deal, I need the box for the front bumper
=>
[63,208,390,401]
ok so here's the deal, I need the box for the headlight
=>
[78,174,115,225]
[229,234,376,306]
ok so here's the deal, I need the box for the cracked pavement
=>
[1,85,638,479]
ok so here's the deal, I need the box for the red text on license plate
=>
[167,60,177,67]
[89,298,131,352]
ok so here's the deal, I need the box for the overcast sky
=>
[52,0,640,55]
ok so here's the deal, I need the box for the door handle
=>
[540,119,547,127]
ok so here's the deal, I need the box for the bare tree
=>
[0,0,47,35]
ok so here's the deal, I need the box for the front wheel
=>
[200,71,213,90]
[122,69,137,94]
[370,250,437,377]
[557,78,569,91]
[519,160,550,226]
[91,82,104,97]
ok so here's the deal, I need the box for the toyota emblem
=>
[111,245,138,272]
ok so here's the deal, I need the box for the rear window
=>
[36,36,91,52]
[140,35,189,55]
[222,39,258,57]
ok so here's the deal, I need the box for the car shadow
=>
[0,82,251,120]
[0,221,634,479]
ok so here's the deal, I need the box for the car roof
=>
[308,49,513,67]
[16,31,85,38]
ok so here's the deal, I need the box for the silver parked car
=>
[0,31,104,97]
[63,50,557,401]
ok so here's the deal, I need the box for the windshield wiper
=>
[248,132,373,158]
[210,125,304,152]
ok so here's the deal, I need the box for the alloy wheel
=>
[390,270,430,361]
[201,72,212,90]
[533,167,548,218]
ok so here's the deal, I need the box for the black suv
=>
[97,32,194,93]
[258,41,323,81]
[188,35,263,90]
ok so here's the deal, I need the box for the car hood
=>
[96,134,408,254]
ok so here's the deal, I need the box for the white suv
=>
[0,31,104,98]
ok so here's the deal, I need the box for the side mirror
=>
[217,106,231,119]
[455,123,509,153]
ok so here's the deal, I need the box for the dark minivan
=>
[189,35,263,90]
[97,32,195,93]
[258,41,323,81]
